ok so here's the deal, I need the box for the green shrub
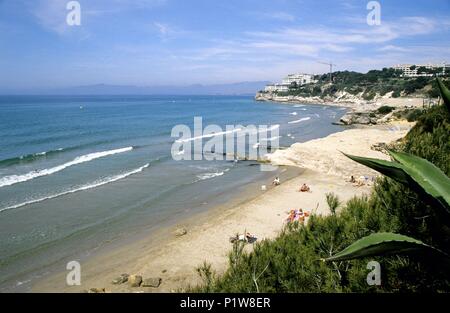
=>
[392,90,401,98]
[377,106,395,114]
[406,109,424,122]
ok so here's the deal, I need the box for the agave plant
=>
[326,77,450,263]
[326,232,450,262]
[437,77,450,111]
[343,150,450,215]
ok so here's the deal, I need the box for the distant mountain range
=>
[1,81,271,96]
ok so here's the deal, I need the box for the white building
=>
[392,62,449,77]
[264,83,289,93]
[264,73,316,93]
[281,73,316,85]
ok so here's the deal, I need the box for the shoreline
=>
[255,93,426,111]
[32,118,412,293]
[32,165,303,293]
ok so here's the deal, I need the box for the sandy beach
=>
[33,121,413,293]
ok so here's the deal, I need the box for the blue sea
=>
[0,95,346,291]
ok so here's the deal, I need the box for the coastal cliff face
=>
[255,91,328,104]
[255,91,428,126]
[255,90,420,106]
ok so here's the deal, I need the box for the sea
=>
[0,95,347,291]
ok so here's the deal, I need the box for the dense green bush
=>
[377,106,395,114]
[191,104,450,293]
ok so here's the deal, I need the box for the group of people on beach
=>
[286,208,310,224]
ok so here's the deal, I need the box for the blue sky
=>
[1,0,449,90]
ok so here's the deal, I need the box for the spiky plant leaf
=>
[325,232,449,262]
[342,152,450,214]
[342,152,409,184]
[389,150,450,212]
[436,77,450,112]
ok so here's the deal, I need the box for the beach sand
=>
[33,122,413,293]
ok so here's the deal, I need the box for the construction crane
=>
[317,61,336,83]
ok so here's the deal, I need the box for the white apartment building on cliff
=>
[392,62,449,77]
[282,73,316,85]
[264,73,316,93]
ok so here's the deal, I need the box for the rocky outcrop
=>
[142,277,162,288]
[174,228,187,237]
[255,92,326,104]
[128,275,142,287]
[88,287,107,293]
[112,273,129,285]
[338,112,378,125]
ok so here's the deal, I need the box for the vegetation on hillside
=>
[192,79,450,293]
[274,68,450,100]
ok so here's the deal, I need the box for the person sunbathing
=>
[299,184,311,192]
[229,232,258,243]
[272,177,280,186]
[286,209,296,222]
[246,232,258,243]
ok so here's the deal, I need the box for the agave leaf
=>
[343,152,450,214]
[436,77,450,112]
[389,150,450,212]
[342,152,409,185]
[325,232,449,262]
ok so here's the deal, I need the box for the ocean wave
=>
[288,117,311,124]
[0,147,133,188]
[0,138,131,168]
[176,125,280,143]
[260,136,281,142]
[289,112,298,116]
[195,168,230,182]
[0,148,65,167]
[0,163,149,213]
[266,124,280,132]
[293,104,306,107]
[176,128,243,143]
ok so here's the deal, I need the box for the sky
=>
[0,0,449,91]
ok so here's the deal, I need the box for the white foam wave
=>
[176,129,243,143]
[0,147,133,188]
[288,117,311,124]
[260,136,281,142]
[267,124,280,132]
[290,112,298,116]
[293,104,306,108]
[0,163,149,213]
[196,168,229,181]
[178,125,280,143]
